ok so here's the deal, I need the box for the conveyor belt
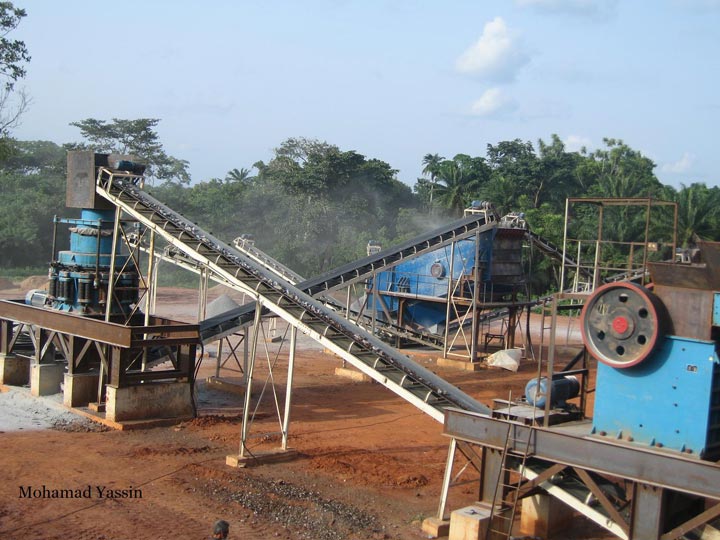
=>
[528,230,594,280]
[205,206,497,347]
[229,238,469,350]
[138,221,450,350]
[298,216,497,296]
[233,237,304,284]
[96,168,491,422]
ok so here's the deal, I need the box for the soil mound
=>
[20,275,47,290]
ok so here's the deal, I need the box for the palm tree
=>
[225,167,252,183]
[675,183,720,247]
[422,153,444,204]
[433,160,474,216]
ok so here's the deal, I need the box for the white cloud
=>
[470,88,518,117]
[564,134,593,152]
[662,152,696,174]
[455,17,530,82]
[515,0,618,20]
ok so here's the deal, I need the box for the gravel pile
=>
[0,386,75,432]
[201,474,388,540]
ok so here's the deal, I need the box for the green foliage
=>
[69,118,190,185]
[150,137,419,277]
[0,1,29,92]
[0,140,66,267]
[423,154,491,216]
[237,138,417,275]
[583,138,663,199]
[0,2,30,156]
[523,204,566,293]
[2,129,720,299]
[671,182,720,247]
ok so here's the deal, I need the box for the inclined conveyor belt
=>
[228,244,462,350]
[137,212,454,350]
[234,239,304,284]
[528,230,594,280]
[204,207,496,348]
[96,169,491,422]
[297,215,496,296]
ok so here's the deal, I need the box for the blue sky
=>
[11,0,720,189]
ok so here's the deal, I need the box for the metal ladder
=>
[487,421,534,540]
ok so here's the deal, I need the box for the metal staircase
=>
[95,167,491,422]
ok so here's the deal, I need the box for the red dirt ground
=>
[0,285,610,540]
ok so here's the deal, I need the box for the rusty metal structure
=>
[5,152,720,539]
[1,151,502,427]
[0,152,200,421]
[430,201,720,540]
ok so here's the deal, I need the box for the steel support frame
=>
[103,206,149,324]
[441,408,720,539]
[559,198,678,293]
[0,303,199,389]
[97,174,490,421]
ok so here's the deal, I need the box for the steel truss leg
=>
[239,301,263,459]
[660,500,720,540]
[437,438,457,520]
[631,483,665,540]
[281,326,296,450]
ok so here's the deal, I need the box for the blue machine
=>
[582,253,720,459]
[46,209,139,315]
[367,204,527,334]
[592,336,719,456]
[525,376,580,408]
[369,232,496,332]
[31,151,143,319]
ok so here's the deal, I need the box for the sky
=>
[10,0,720,189]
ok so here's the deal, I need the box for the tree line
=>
[1,120,719,295]
[0,4,718,293]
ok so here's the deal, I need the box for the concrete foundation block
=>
[226,447,298,468]
[520,493,575,538]
[63,373,100,407]
[421,516,450,538]
[106,382,193,422]
[0,354,30,386]
[449,504,499,540]
[30,362,65,396]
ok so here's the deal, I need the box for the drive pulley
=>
[580,282,668,368]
